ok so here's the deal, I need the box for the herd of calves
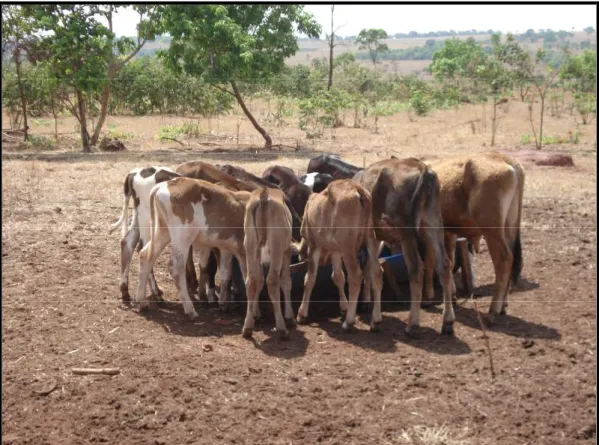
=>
[109,152,526,340]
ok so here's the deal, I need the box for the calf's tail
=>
[108,173,133,238]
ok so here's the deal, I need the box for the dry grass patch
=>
[396,424,471,445]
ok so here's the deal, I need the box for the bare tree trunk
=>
[538,92,545,150]
[90,82,110,145]
[230,80,272,149]
[491,97,498,146]
[76,89,91,153]
[14,48,28,141]
[327,5,334,90]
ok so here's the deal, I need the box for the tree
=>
[89,5,160,146]
[560,49,597,124]
[496,34,560,149]
[158,5,320,149]
[584,26,595,35]
[326,6,345,90]
[356,28,389,67]
[1,5,35,141]
[23,5,156,152]
[429,37,488,99]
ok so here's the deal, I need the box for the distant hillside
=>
[129,29,597,77]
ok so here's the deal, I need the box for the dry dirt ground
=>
[2,101,597,444]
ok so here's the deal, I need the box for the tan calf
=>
[242,188,295,339]
[137,177,250,320]
[423,152,525,323]
[296,180,383,332]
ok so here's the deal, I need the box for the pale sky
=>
[113,4,596,38]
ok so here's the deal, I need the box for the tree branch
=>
[212,84,236,97]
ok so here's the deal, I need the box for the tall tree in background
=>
[356,28,389,67]
[1,5,35,141]
[158,4,320,149]
[496,33,560,149]
[326,5,345,90]
[23,5,157,152]
[90,5,160,146]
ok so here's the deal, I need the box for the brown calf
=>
[261,165,312,218]
[296,180,383,332]
[355,158,456,337]
[423,152,525,322]
[137,178,250,320]
[242,188,295,339]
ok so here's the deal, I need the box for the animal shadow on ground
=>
[310,308,472,356]
[136,299,310,359]
[453,304,561,340]
[469,276,540,299]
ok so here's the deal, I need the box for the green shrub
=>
[520,134,532,144]
[409,90,432,116]
[158,122,202,141]
[28,135,55,149]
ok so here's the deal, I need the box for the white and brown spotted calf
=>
[109,166,179,303]
[296,180,383,332]
[137,177,250,320]
[242,188,295,339]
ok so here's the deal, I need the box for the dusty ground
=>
[2,100,597,444]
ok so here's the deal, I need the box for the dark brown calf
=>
[355,158,456,337]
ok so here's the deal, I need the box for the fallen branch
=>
[471,297,496,379]
[33,382,58,396]
[72,367,120,376]
[159,137,185,146]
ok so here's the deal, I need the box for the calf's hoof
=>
[149,293,164,303]
[219,303,231,313]
[500,305,507,316]
[138,302,150,312]
[341,321,355,333]
[185,311,199,321]
[242,327,253,339]
[296,314,308,325]
[285,317,297,329]
[441,321,455,336]
[404,324,420,339]
[278,329,290,341]
[370,322,382,333]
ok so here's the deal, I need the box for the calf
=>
[175,161,257,304]
[242,188,295,339]
[109,166,179,303]
[261,165,312,218]
[137,178,250,320]
[355,158,455,337]
[296,180,383,332]
[423,152,525,323]
[299,172,334,193]
[215,163,302,241]
[307,154,363,179]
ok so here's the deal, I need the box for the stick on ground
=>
[471,297,497,379]
[72,368,120,376]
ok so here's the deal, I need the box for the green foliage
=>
[356,40,443,61]
[560,50,597,124]
[298,88,352,138]
[356,28,390,65]
[28,134,55,149]
[521,132,580,145]
[409,90,432,116]
[158,122,202,141]
[109,56,233,116]
[158,5,321,84]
